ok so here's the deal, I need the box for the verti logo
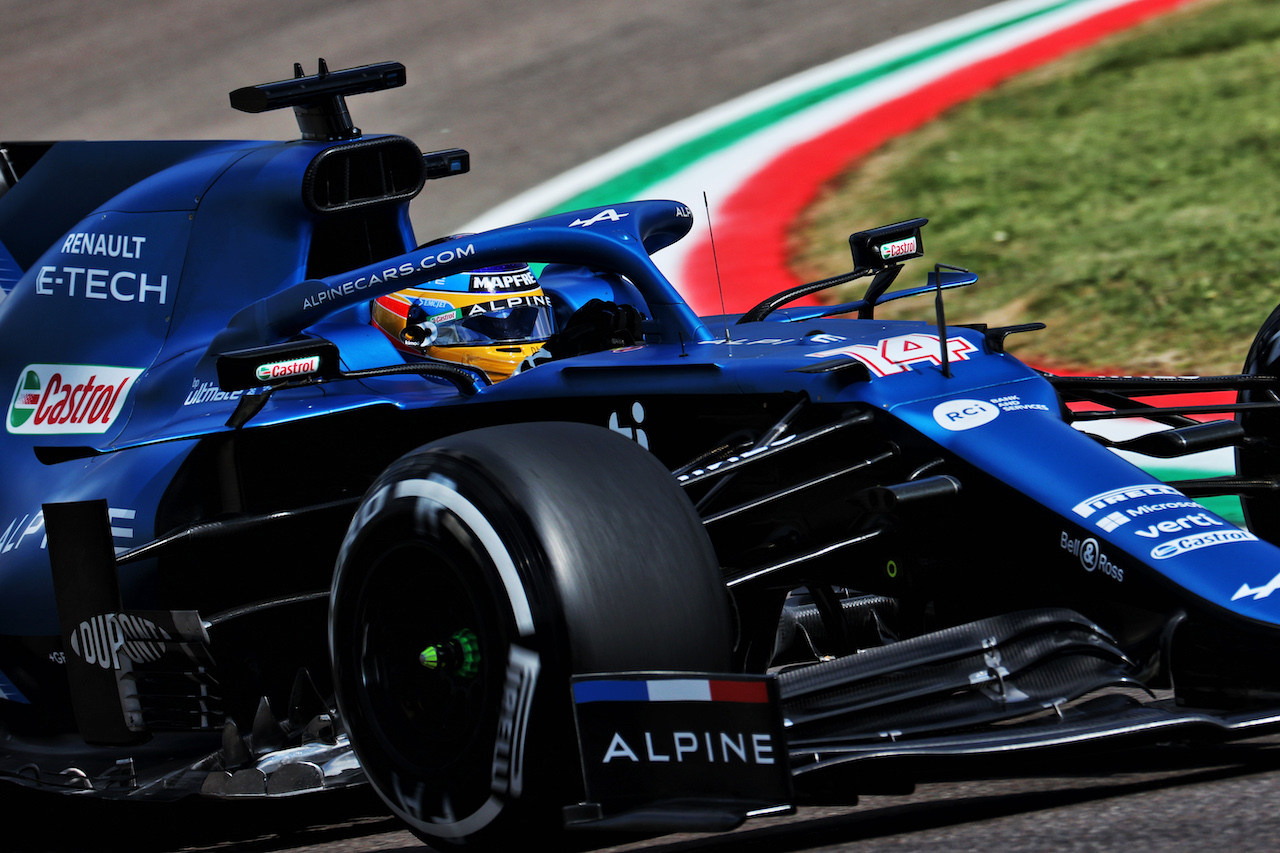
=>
[7,364,142,434]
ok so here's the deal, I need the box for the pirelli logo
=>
[1071,484,1184,520]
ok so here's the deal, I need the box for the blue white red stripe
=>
[573,677,770,704]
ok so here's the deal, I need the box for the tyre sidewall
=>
[331,423,732,848]
[330,452,572,845]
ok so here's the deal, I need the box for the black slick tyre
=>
[329,422,732,850]
[1239,304,1280,543]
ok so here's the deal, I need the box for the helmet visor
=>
[426,293,555,346]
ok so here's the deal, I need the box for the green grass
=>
[790,0,1280,374]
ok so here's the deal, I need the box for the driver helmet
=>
[371,262,555,383]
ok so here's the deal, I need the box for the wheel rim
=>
[352,538,503,773]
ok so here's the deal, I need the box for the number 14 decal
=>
[806,333,977,377]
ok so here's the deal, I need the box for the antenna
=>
[933,262,967,378]
[703,192,731,343]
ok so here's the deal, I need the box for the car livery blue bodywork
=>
[3,61,1280,848]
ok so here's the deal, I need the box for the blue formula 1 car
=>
[6,60,1280,851]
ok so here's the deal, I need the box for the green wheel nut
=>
[419,628,480,677]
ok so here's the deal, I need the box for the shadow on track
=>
[2,784,402,853]
[9,738,1280,853]
[600,737,1280,853]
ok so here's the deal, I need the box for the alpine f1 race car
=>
[6,59,1280,851]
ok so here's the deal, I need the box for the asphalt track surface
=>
[0,0,996,239]
[7,1,1280,851]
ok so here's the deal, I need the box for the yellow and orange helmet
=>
[371,263,555,382]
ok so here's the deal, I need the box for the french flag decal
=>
[573,677,771,704]
[569,672,791,809]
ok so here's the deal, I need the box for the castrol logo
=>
[8,363,142,434]
[878,236,918,260]
[254,356,320,382]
